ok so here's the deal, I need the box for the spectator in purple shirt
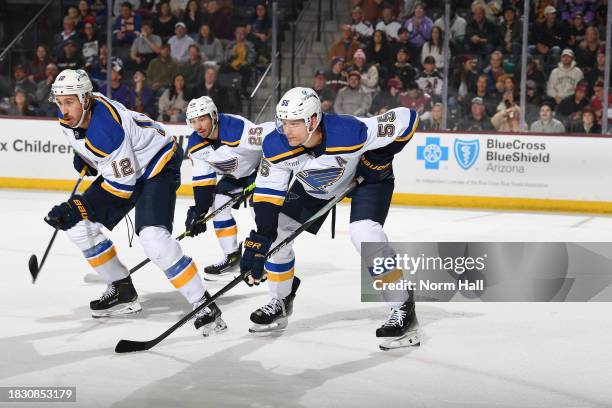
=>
[403,3,433,61]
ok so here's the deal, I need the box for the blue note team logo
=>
[416,137,448,170]
[453,139,480,170]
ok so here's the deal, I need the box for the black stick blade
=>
[28,255,39,283]
[115,339,153,353]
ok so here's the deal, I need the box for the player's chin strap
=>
[69,95,91,129]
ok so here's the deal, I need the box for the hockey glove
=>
[185,206,207,236]
[356,154,394,184]
[241,230,271,286]
[73,154,97,176]
[45,195,92,231]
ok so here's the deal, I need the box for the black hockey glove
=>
[241,230,271,286]
[356,154,393,184]
[73,154,97,176]
[185,206,207,236]
[45,195,92,230]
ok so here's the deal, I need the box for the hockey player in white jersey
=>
[184,96,275,279]
[44,69,225,336]
[240,87,420,349]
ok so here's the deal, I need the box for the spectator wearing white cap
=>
[529,5,569,69]
[547,48,584,105]
[168,22,195,63]
[349,49,379,95]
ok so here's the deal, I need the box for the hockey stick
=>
[29,167,89,283]
[114,177,364,353]
[127,182,256,276]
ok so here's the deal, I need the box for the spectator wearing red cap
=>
[333,70,371,116]
[547,48,584,104]
[369,78,401,116]
[556,80,590,127]
[313,70,336,113]
[570,107,601,134]
[349,49,379,95]
[113,2,142,46]
[328,24,361,65]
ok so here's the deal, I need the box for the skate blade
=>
[91,301,142,318]
[248,317,288,334]
[379,330,420,351]
[200,317,228,337]
[203,271,237,282]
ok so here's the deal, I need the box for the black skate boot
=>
[203,244,242,280]
[193,291,227,337]
[376,295,420,350]
[249,277,301,333]
[90,276,142,318]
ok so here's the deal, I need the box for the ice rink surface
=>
[1,189,611,408]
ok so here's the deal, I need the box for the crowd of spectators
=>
[0,0,283,121]
[316,0,610,134]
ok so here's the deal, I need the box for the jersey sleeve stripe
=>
[254,187,286,197]
[85,138,109,158]
[325,142,365,154]
[94,96,122,125]
[395,114,420,142]
[189,140,210,154]
[253,194,285,206]
[220,139,240,147]
[134,119,166,136]
[101,180,133,199]
[139,141,176,181]
[266,146,305,163]
[192,173,216,181]
[104,179,135,192]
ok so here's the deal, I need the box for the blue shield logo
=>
[454,139,479,170]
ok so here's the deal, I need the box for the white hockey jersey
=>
[58,92,176,199]
[253,107,419,206]
[187,113,275,187]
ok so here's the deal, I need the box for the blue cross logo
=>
[416,137,448,170]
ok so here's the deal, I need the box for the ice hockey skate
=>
[193,291,227,337]
[203,244,242,281]
[90,276,142,318]
[249,277,300,333]
[377,296,420,350]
